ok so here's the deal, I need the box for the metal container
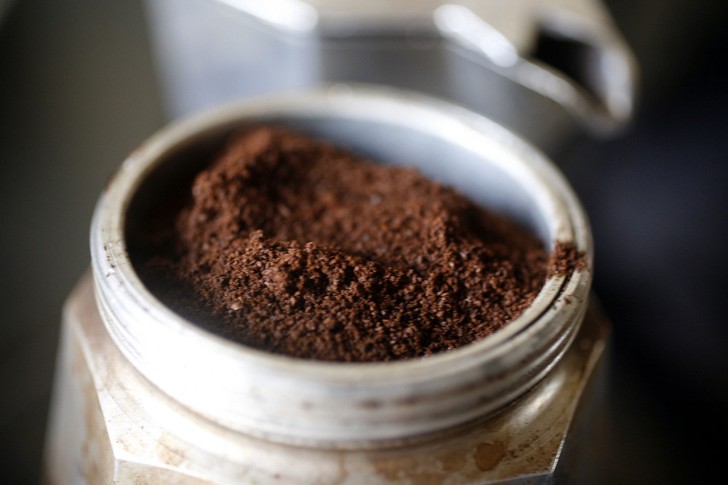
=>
[143,0,637,155]
[43,86,608,484]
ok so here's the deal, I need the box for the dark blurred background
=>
[1,1,726,483]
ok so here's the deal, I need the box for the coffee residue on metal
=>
[548,240,587,277]
[134,126,583,362]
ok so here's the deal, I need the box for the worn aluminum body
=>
[45,273,609,484]
[144,0,636,154]
[44,87,606,483]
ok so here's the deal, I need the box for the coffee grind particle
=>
[136,126,583,362]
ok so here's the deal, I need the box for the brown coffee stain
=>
[408,471,446,485]
[440,452,467,473]
[474,441,506,471]
[358,399,382,409]
[155,435,186,467]
[374,456,417,481]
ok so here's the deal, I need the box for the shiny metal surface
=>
[144,0,636,154]
[218,0,635,132]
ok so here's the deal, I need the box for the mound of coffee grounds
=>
[136,125,581,362]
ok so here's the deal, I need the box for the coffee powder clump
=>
[136,126,581,362]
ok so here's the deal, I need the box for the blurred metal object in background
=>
[144,0,637,155]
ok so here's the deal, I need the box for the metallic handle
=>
[434,0,637,136]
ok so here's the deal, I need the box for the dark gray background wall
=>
[0,1,164,482]
[1,1,726,483]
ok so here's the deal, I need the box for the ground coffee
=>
[136,126,581,362]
